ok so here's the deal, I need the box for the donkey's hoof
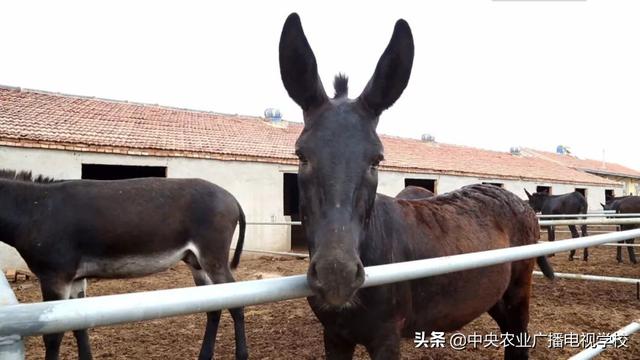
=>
[568,256,574,261]
[583,258,588,262]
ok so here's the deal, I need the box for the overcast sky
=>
[1,1,639,170]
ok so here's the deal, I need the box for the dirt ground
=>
[11,229,640,359]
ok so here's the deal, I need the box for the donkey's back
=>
[15,177,243,279]
[381,184,545,334]
[544,191,587,214]
[401,184,539,254]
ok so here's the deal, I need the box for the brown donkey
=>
[279,13,553,359]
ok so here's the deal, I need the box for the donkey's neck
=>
[361,194,406,265]
[0,180,43,247]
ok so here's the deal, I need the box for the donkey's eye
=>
[371,155,384,169]
[296,150,308,164]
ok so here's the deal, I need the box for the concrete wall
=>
[587,174,638,197]
[0,145,622,271]
[0,146,293,271]
[377,170,615,211]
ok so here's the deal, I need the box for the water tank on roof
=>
[421,134,435,142]
[556,145,571,155]
[264,108,282,123]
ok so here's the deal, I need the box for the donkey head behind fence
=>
[279,13,413,306]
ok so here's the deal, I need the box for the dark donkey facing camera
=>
[279,13,554,360]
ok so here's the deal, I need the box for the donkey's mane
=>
[0,169,58,183]
[333,74,348,99]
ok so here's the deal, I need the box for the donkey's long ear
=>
[358,19,414,116]
[279,13,328,111]
[524,188,532,199]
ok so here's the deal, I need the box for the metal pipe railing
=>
[582,242,639,247]
[532,271,640,284]
[0,273,24,360]
[537,240,640,248]
[246,218,640,227]
[1,228,640,339]
[230,248,308,258]
[537,213,640,218]
[598,243,640,247]
[539,218,640,226]
[568,319,640,360]
[246,221,301,226]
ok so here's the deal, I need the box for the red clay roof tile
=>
[522,149,640,179]
[0,87,621,186]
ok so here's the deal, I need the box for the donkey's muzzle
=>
[307,257,365,307]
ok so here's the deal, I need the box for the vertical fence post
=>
[0,272,24,360]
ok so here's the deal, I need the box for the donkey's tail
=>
[536,256,554,279]
[230,201,246,269]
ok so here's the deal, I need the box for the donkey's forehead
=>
[297,101,381,150]
[304,101,375,132]
[311,99,363,119]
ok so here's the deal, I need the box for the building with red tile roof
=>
[522,148,640,195]
[0,85,628,258]
[0,86,621,187]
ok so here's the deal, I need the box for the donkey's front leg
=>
[39,277,72,360]
[546,226,556,257]
[70,279,93,360]
[628,239,638,264]
[323,330,356,360]
[580,224,589,261]
[365,325,401,360]
[617,241,624,263]
[568,225,580,261]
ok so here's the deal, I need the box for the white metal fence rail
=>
[568,319,640,360]
[537,240,640,248]
[2,228,640,360]
[247,217,640,227]
[537,213,640,219]
[538,218,640,226]
[249,218,640,249]
[532,271,640,285]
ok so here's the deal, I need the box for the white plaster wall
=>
[167,159,292,252]
[0,145,623,271]
[0,146,291,271]
[0,245,28,271]
[378,170,619,212]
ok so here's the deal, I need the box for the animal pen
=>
[2,216,640,360]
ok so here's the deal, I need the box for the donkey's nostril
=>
[309,261,318,278]
[307,261,322,288]
[354,262,365,287]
